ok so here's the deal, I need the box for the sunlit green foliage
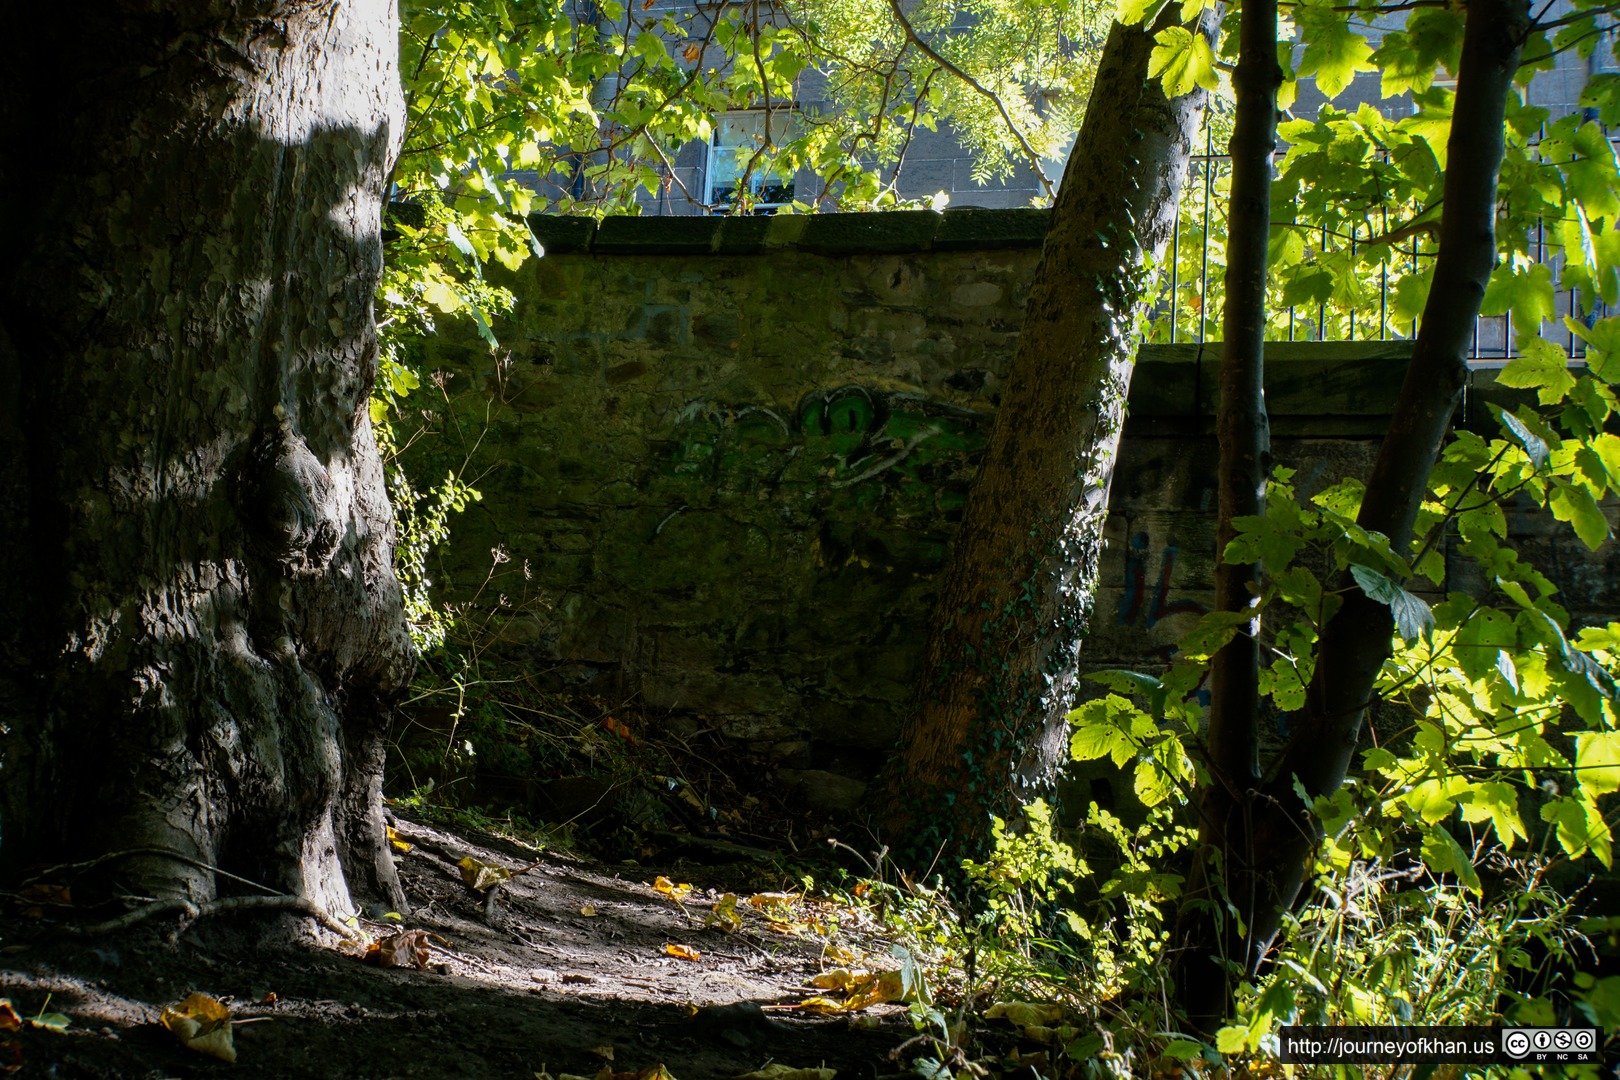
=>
[1149,0,1620,349]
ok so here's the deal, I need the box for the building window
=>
[706,111,794,213]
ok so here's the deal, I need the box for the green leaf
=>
[1550,482,1610,550]
[1214,1025,1249,1054]
[1117,0,1167,24]
[1392,265,1434,325]
[1421,826,1482,892]
[1162,1038,1204,1061]
[1568,316,1620,383]
[1369,10,1463,97]
[1576,731,1620,797]
[1349,564,1434,641]
[1496,338,1576,405]
[1148,26,1219,98]
[1453,607,1515,681]
[1542,796,1613,867]
[421,279,463,313]
[1134,759,1173,806]
[1296,7,1375,100]
[444,220,475,259]
[1481,263,1557,341]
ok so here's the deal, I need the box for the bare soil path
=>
[1,813,916,1079]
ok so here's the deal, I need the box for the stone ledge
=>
[524,207,1053,256]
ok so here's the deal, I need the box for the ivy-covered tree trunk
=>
[0,1,412,920]
[874,13,1210,853]
[1171,0,1530,1024]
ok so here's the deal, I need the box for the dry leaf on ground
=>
[798,969,906,1013]
[664,943,701,961]
[984,1002,1065,1027]
[159,993,236,1064]
[458,855,513,891]
[652,876,691,901]
[367,929,433,970]
[706,893,742,932]
[735,1066,836,1080]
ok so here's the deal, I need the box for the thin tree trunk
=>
[874,11,1211,855]
[0,1,412,920]
[1176,0,1279,1031]
[1170,0,1530,1024]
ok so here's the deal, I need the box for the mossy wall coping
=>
[531,207,1052,256]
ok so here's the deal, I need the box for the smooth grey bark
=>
[875,11,1211,853]
[0,1,412,921]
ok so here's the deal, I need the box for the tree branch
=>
[882,0,1054,199]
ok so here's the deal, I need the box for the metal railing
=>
[1147,129,1610,362]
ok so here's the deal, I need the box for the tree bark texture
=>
[1171,0,1530,1018]
[0,1,412,920]
[875,12,1211,857]
[1176,0,1279,1030]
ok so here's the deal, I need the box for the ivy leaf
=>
[1148,26,1219,99]
[1350,565,1434,641]
[1296,7,1375,100]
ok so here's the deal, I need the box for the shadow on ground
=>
[2,814,914,1079]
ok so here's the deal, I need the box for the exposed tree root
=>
[66,895,359,940]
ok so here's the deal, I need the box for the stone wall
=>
[408,210,1616,813]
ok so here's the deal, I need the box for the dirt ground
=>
[0,812,924,1079]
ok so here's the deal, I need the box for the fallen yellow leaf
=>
[653,876,692,901]
[160,993,236,1064]
[735,1067,837,1080]
[665,943,702,961]
[985,1001,1065,1027]
[580,904,598,917]
[590,1044,616,1060]
[809,969,860,991]
[707,893,742,933]
[458,855,512,892]
[387,826,413,853]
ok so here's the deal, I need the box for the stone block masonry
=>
[408,210,1614,817]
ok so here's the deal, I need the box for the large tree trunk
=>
[1170,0,1530,1026]
[874,12,1210,854]
[1176,0,1279,1031]
[0,1,412,921]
